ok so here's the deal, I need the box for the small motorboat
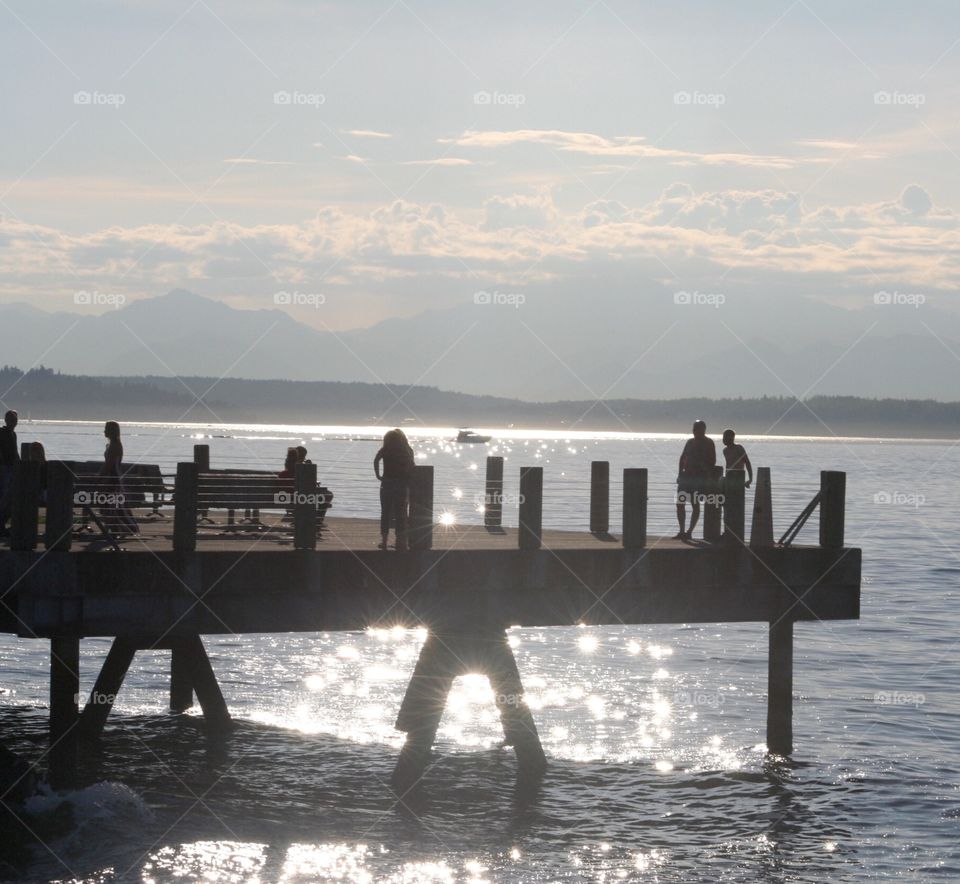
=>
[456,428,491,444]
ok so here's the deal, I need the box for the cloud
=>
[444,129,804,169]
[2,184,957,323]
[342,129,392,139]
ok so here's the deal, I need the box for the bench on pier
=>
[196,469,333,532]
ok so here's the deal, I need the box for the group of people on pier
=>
[674,420,753,541]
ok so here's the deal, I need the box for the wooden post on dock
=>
[622,468,647,549]
[169,637,194,713]
[408,464,434,551]
[10,459,41,551]
[723,470,746,544]
[49,637,80,788]
[819,471,846,549]
[193,444,210,472]
[590,461,609,534]
[518,467,543,550]
[703,466,723,542]
[293,462,317,550]
[44,461,74,552]
[750,467,773,548]
[484,456,504,528]
[173,462,198,552]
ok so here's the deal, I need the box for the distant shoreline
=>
[3,367,958,441]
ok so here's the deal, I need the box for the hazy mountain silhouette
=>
[1,288,959,399]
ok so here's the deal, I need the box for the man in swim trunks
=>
[722,428,753,487]
[675,419,716,540]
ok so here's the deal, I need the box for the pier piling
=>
[703,466,723,542]
[409,465,434,551]
[589,461,610,534]
[49,637,80,788]
[622,468,648,549]
[750,467,773,548]
[723,470,746,544]
[484,456,504,529]
[518,467,543,550]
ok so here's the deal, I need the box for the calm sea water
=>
[1,420,958,882]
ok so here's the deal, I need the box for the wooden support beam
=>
[393,629,546,790]
[723,470,746,545]
[44,461,74,552]
[173,462,198,552]
[766,618,794,755]
[293,461,317,550]
[10,460,41,552]
[819,471,846,549]
[408,465,434,551]
[49,637,80,788]
[79,637,137,741]
[703,466,723,542]
[484,456,504,528]
[169,639,195,713]
[749,467,774,548]
[622,468,647,549]
[589,461,610,534]
[180,635,231,731]
[518,467,542,550]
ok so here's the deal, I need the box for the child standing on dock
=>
[722,429,753,488]
[374,429,414,551]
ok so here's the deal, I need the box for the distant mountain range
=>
[1,288,960,401]
[2,366,957,438]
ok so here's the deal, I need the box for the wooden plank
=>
[589,461,609,534]
[622,468,647,549]
[518,467,542,550]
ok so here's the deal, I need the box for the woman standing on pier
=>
[374,429,414,551]
[100,420,139,535]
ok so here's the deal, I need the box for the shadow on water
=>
[1,706,863,882]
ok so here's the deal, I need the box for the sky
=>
[1,0,959,331]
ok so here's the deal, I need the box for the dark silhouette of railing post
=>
[722,470,746,544]
[622,468,647,549]
[484,456,503,528]
[193,444,210,472]
[589,461,609,534]
[44,461,74,552]
[293,462,317,550]
[173,462,198,552]
[703,465,723,541]
[750,467,773,548]
[10,459,40,551]
[819,471,846,548]
[408,465,434,551]
[518,467,543,550]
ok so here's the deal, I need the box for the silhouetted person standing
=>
[0,410,18,537]
[722,428,753,487]
[675,419,716,540]
[100,420,138,535]
[374,429,414,551]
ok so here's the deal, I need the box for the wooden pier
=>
[0,449,861,789]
